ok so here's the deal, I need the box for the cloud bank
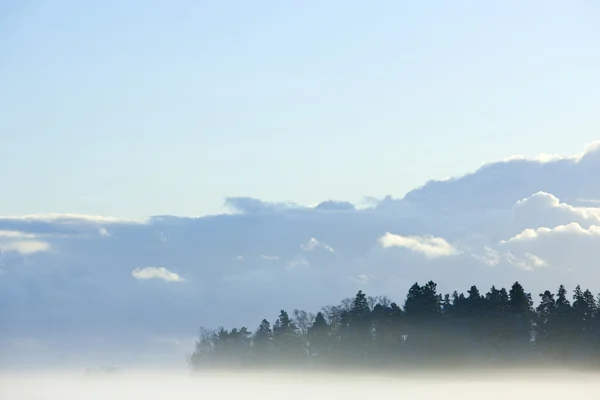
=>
[2,142,600,368]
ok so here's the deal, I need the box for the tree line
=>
[188,281,600,371]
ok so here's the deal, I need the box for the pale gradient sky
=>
[1,0,599,218]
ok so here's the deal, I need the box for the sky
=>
[1,1,600,370]
[2,0,599,218]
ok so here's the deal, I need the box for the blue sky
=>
[1,0,599,218]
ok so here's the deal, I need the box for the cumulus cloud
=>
[512,192,600,230]
[2,141,600,368]
[379,233,458,259]
[504,223,600,243]
[131,267,185,283]
[399,141,600,211]
[498,221,600,275]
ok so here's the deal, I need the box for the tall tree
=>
[572,286,598,362]
[403,281,442,362]
[536,290,556,357]
[337,290,373,361]
[273,310,303,362]
[483,286,509,360]
[307,312,331,359]
[252,319,273,364]
[553,285,574,362]
[505,281,534,359]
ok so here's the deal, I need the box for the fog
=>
[2,370,599,399]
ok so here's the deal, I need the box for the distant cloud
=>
[313,200,355,211]
[503,223,600,243]
[349,273,373,285]
[260,254,279,261]
[0,229,51,255]
[131,267,185,283]
[224,197,299,214]
[0,240,50,255]
[399,141,600,211]
[379,233,458,259]
[0,230,37,239]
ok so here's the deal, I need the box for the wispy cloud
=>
[131,267,185,282]
[301,238,335,253]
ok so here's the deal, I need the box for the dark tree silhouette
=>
[188,281,600,372]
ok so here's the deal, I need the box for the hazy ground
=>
[1,370,599,399]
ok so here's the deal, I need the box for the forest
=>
[188,281,600,371]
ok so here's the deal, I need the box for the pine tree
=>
[252,319,273,364]
[307,312,330,358]
[536,290,556,357]
[273,310,302,362]
[483,286,509,360]
[506,282,534,359]
[554,285,574,362]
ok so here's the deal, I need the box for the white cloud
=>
[0,230,37,238]
[348,273,375,285]
[0,240,50,255]
[379,233,458,259]
[131,267,185,283]
[260,254,279,261]
[503,223,600,243]
[512,192,600,229]
[400,141,600,212]
[300,238,335,253]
